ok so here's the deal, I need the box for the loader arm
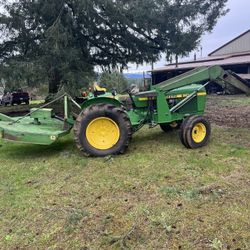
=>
[152,65,250,95]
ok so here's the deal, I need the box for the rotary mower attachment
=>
[0,95,76,145]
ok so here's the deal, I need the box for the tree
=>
[0,0,229,93]
[100,72,128,93]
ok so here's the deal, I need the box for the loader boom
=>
[152,65,250,95]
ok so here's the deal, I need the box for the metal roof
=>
[152,53,250,73]
[209,29,250,56]
[238,74,250,79]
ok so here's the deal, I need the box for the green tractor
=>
[0,65,249,157]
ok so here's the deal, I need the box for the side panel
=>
[127,109,147,127]
[155,92,207,124]
[157,91,171,123]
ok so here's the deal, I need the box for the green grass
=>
[0,126,250,249]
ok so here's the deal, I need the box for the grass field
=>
[0,124,250,249]
[1,94,250,249]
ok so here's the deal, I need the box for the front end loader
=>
[0,65,249,157]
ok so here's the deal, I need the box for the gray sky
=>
[126,0,250,73]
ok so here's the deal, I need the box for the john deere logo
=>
[50,135,57,141]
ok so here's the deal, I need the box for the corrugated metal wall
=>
[211,31,250,56]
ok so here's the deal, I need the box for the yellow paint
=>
[137,92,206,101]
[138,97,149,101]
[86,117,120,150]
[176,94,183,98]
[197,92,206,96]
[42,108,53,111]
[192,122,207,143]
[94,83,107,92]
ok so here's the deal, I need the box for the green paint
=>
[0,116,70,145]
[30,108,53,119]
[81,95,122,109]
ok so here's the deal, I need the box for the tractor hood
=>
[166,84,206,96]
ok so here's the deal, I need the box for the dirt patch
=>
[205,95,250,129]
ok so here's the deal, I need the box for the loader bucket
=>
[0,111,71,145]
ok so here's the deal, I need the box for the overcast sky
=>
[126,0,250,73]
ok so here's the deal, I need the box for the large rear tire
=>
[179,115,211,149]
[74,104,132,157]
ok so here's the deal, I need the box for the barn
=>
[152,29,250,93]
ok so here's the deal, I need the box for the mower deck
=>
[0,115,70,145]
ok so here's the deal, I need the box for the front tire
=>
[74,104,132,157]
[179,115,211,149]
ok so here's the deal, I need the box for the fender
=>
[81,96,123,110]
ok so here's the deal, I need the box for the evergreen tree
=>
[0,0,228,93]
[100,72,128,93]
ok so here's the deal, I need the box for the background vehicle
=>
[2,91,30,106]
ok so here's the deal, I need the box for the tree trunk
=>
[48,67,61,94]
[175,54,178,68]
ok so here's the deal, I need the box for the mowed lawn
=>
[0,125,250,249]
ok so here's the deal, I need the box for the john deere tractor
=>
[0,65,249,157]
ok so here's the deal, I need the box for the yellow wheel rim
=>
[192,123,207,143]
[86,117,120,150]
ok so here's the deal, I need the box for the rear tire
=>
[180,115,211,149]
[74,104,132,157]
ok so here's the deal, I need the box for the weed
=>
[64,210,89,233]
[210,238,223,250]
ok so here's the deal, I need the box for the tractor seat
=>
[94,83,107,92]
[93,83,107,97]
